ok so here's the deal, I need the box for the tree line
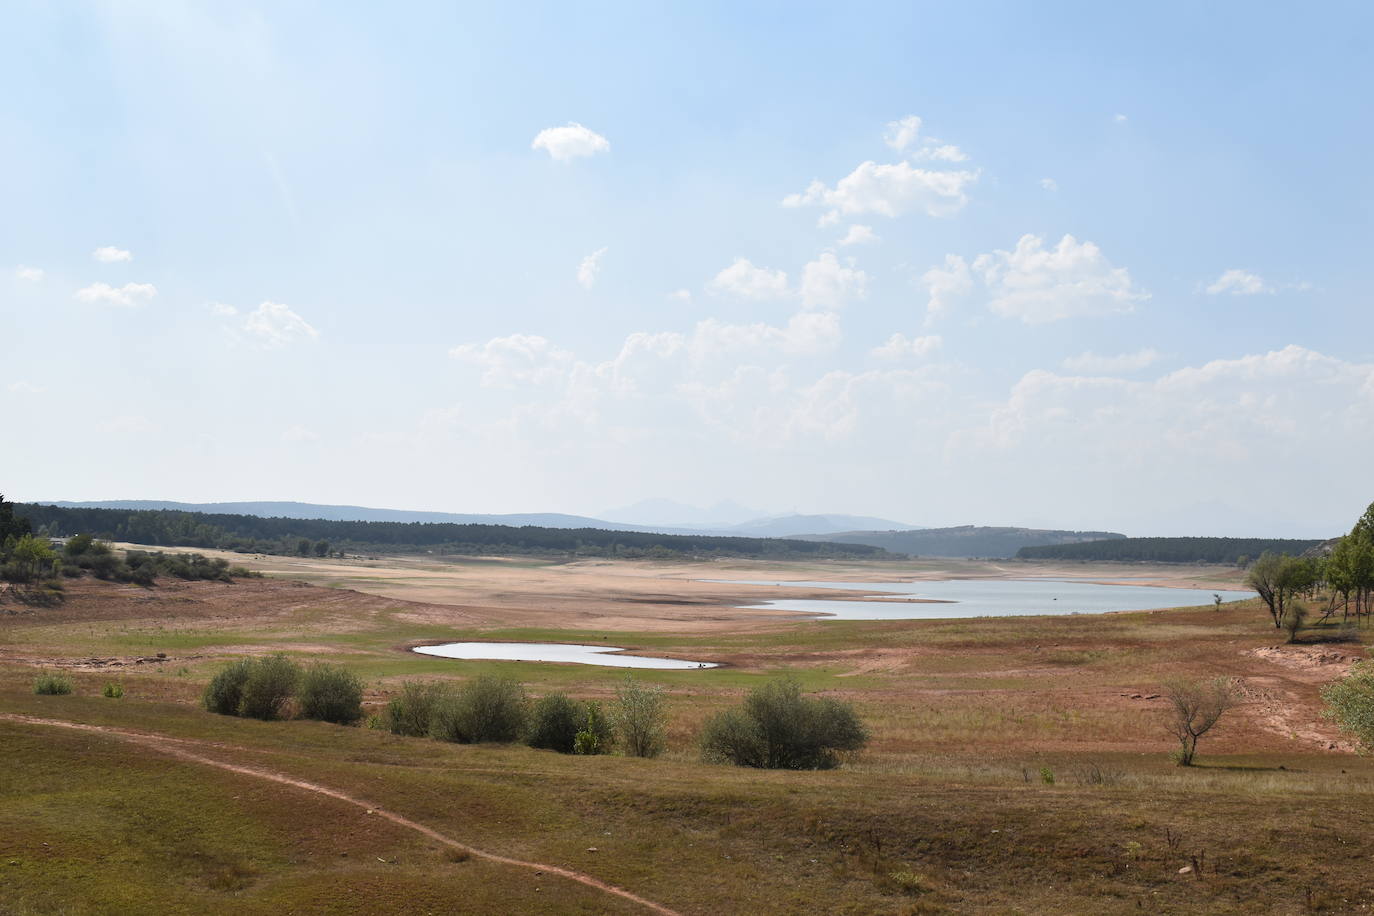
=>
[1246,502,1374,631]
[14,502,895,560]
[1017,536,1324,564]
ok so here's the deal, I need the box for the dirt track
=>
[0,712,679,916]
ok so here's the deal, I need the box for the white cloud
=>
[75,281,158,307]
[7,381,46,394]
[1061,348,1161,373]
[669,289,692,301]
[707,258,789,300]
[884,115,922,151]
[873,333,943,360]
[1205,269,1271,296]
[921,254,974,323]
[1114,113,1128,124]
[578,247,608,289]
[913,144,969,163]
[531,122,610,161]
[242,301,318,347]
[783,160,978,221]
[93,246,132,263]
[207,301,239,317]
[924,234,1148,324]
[15,265,44,282]
[799,252,868,309]
[450,333,575,387]
[838,224,878,246]
[1040,177,1059,192]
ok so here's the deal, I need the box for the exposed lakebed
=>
[719,578,1253,621]
[414,642,718,669]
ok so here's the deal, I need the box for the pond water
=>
[414,642,717,669]
[721,578,1253,621]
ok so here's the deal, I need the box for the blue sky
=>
[3,1,1371,536]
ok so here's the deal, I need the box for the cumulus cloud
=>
[1205,269,1271,296]
[924,234,1148,324]
[838,224,878,246]
[1040,177,1059,191]
[450,333,576,387]
[242,301,319,347]
[872,333,943,360]
[800,252,868,309]
[707,258,789,300]
[531,122,610,160]
[913,144,969,163]
[15,265,44,282]
[884,115,922,151]
[1060,348,1161,373]
[75,282,158,307]
[1114,113,1128,123]
[783,160,978,222]
[578,247,608,289]
[93,246,132,263]
[207,301,239,317]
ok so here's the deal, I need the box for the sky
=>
[3,1,1372,537]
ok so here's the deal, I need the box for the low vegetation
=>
[297,663,364,725]
[701,677,869,769]
[1322,658,1374,751]
[32,673,73,696]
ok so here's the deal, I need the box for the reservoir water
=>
[723,578,1253,621]
[414,642,718,669]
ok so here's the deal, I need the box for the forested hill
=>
[16,504,895,560]
[1016,537,1325,564]
[795,526,1125,559]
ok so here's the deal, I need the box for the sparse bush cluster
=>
[33,673,74,695]
[379,675,672,758]
[700,677,869,770]
[203,655,362,724]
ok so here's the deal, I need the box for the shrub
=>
[102,682,124,699]
[430,676,527,744]
[573,701,613,756]
[203,658,254,715]
[33,673,73,695]
[1283,602,1308,644]
[1323,660,1374,751]
[298,663,364,725]
[387,681,449,737]
[237,655,301,720]
[701,677,868,770]
[614,676,667,758]
[527,692,584,753]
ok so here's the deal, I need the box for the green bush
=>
[701,677,868,770]
[387,681,449,736]
[203,658,254,715]
[102,682,124,699]
[237,655,301,720]
[298,663,364,725]
[1323,660,1374,751]
[203,655,301,720]
[573,701,613,756]
[615,676,667,758]
[527,692,584,753]
[430,676,527,744]
[33,673,73,696]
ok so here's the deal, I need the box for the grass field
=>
[2,554,1371,914]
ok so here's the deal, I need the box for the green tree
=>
[0,494,32,542]
[4,534,58,583]
[1246,552,1306,629]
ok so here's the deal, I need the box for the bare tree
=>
[1164,677,1237,766]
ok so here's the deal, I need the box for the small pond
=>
[414,642,717,669]
[720,578,1253,621]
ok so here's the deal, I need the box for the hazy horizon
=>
[4,3,1371,541]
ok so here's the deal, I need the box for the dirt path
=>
[0,713,680,916]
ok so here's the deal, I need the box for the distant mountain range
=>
[36,500,920,540]
[794,526,1127,558]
